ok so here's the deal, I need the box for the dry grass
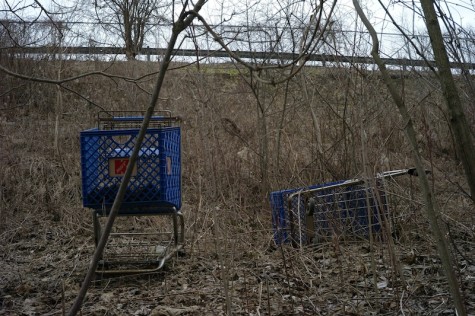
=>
[0,58,474,314]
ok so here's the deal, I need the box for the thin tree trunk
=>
[352,1,466,315]
[67,2,206,314]
[419,0,475,201]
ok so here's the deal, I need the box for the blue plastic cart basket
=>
[270,169,418,246]
[80,111,184,275]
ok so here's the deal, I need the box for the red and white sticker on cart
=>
[108,158,137,177]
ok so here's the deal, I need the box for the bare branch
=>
[376,0,438,76]
[0,63,154,84]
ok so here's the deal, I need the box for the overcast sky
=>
[2,0,474,63]
[4,0,474,29]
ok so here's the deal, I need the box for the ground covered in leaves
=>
[1,204,474,315]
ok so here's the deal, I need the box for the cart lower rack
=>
[92,210,184,275]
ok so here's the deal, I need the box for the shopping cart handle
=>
[407,168,431,176]
[377,167,430,178]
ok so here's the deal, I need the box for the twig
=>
[266,277,271,316]
[257,281,262,316]
[400,290,406,316]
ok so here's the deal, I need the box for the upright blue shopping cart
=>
[80,111,184,275]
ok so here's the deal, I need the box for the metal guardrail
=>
[5,46,475,70]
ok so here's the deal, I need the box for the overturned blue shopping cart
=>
[80,111,184,275]
[270,169,421,247]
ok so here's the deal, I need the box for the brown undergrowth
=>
[0,59,474,314]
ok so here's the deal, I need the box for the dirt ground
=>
[1,202,474,315]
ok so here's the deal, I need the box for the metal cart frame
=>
[80,111,185,275]
[271,168,423,247]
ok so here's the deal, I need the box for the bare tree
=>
[419,0,475,202]
[93,0,167,60]
[192,0,337,193]
[352,0,467,314]
[375,0,475,201]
